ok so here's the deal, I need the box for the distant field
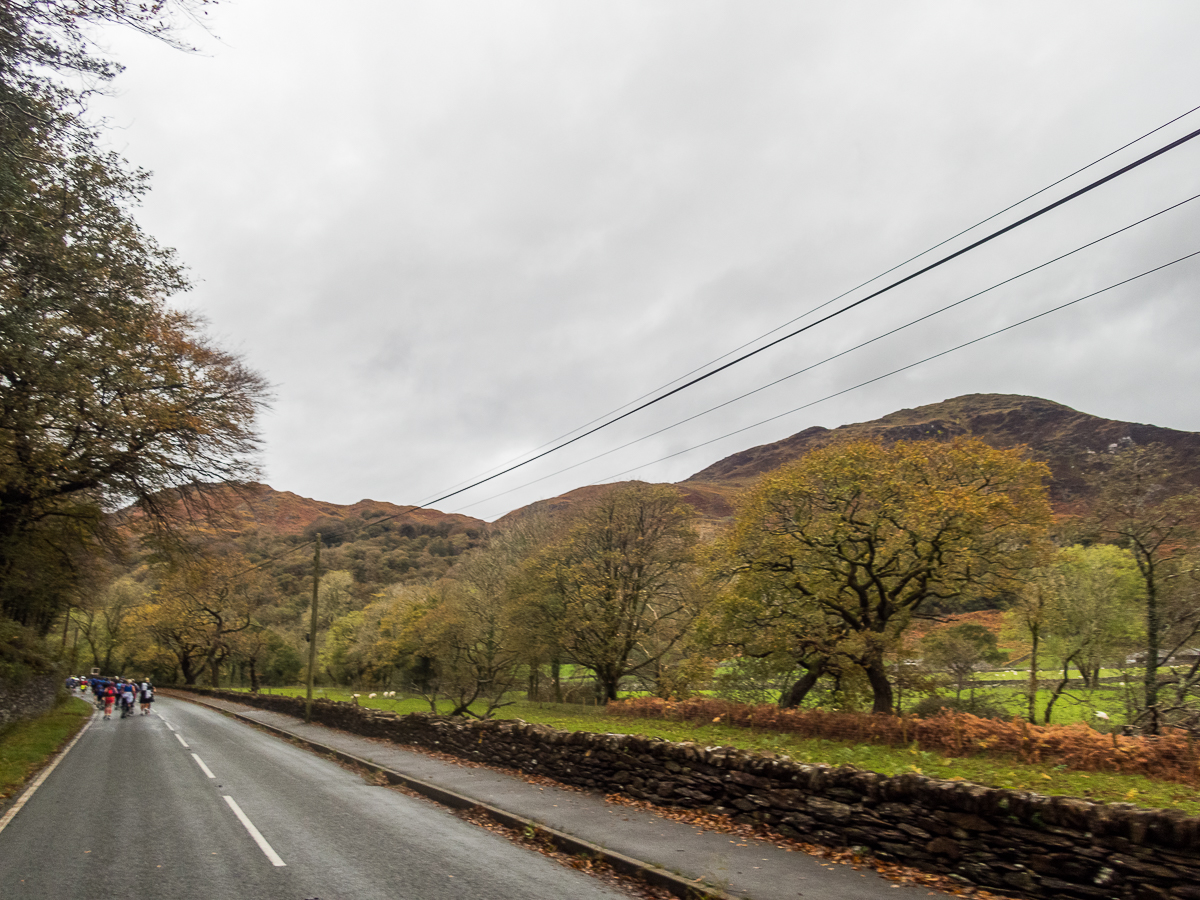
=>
[975,684,1129,724]
[972,667,1128,683]
[233,679,1138,725]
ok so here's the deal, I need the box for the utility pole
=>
[305,535,321,723]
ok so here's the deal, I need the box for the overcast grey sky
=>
[91,2,1200,521]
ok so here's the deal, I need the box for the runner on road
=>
[139,681,154,715]
[119,680,136,718]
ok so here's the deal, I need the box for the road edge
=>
[169,691,739,900]
[0,702,96,835]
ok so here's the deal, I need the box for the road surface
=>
[0,695,629,900]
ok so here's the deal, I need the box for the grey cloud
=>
[87,0,1200,517]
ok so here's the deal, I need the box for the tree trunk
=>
[598,669,620,703]
[248,657,260,693]
[864,658,895,715]
[551,659,562,703]
[1027,624,1040,724]
[780,659,827,709]
[1144,568,1161,734]
[1043,653,1078,724]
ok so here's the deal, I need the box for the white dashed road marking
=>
[224,796,286,867]
[192,754,216,779]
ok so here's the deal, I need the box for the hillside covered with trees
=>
[45,393,1200,740]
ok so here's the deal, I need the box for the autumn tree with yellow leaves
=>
[713,438,1053,714]
[138,552,276,685]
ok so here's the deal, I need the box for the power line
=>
[449,190,1200,514]
[571,248,1200,492]
[418,122,1200,513]
[236,113,1200,562]
[416,102,1200,505]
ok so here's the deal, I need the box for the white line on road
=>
[174,732,190,749]
[160,717,175,732]
[223,796,286,867]
[0,714,95,836]
[192,753,216,779]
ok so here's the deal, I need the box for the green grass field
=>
[967,667,1129,683]
[974,684,1130,724]
[0,695,93,803]
[220,685,1200,814]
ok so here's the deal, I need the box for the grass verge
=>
[213,685,1200,815]
[0,695,93,804]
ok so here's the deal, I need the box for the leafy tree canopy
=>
[526,482,703,702]
[714,438,1052,714]
[0,1,267,632]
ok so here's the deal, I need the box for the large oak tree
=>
[714,438,1052,714]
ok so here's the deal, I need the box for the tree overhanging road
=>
[0,697,629,900]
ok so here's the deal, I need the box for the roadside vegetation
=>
[0,697,93,804]
[212,683,1200,814]
[4,0,1200,842]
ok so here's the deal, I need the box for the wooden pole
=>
[305,535,321,723]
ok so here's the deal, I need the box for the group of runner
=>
[70,675,155,720]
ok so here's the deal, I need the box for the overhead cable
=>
[576,248,1200,491]
[418,123,1200,511]
[449,190,1200,513]
[417,102,1200,505]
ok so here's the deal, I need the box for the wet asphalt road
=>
[0,696,628,900]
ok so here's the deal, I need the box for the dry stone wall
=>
[0,672,62,727]
[178,688,1200,900]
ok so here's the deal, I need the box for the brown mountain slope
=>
[144,395,1196,536]
[227,484,485,536]
[508,394,1200,525]
[127,482,485,538]
[496,480,735,540]
[683,393,1200,511]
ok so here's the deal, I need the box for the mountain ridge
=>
[504,393,1200,525]
[177,393,1200,535]
[683,393,1200,507]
